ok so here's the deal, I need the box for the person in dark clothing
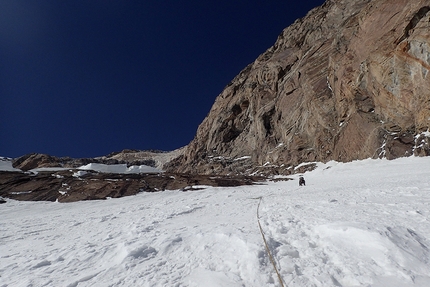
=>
[299,176,306,186]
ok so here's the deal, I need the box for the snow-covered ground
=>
[1,157,430,287]
[0,158,161,174]
[77,163,161,174]
[0,157,21,172]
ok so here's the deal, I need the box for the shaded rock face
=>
[167,0,430,175]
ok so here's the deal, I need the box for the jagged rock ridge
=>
[166,0,430,175]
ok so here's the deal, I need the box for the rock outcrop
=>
[97,148,184,170]
[166,0,430,175]
[2,152,262,203]
[11,149,180,171]
[0,170,262,202]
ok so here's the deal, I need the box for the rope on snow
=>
[256,196,285,287]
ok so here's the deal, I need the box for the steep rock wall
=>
[167,0,430,175]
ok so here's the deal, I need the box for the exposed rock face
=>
[0,170,262,203]
[2,151,262,203]
[12,153,63,171]
[167,0,430,175]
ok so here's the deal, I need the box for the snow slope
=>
[0,157,21,172]
[1,157,430,286]
[77,163,161,174]
[0,158,161,174]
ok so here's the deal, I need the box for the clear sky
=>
[1,0,325,158]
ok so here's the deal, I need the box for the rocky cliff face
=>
[166,0,430,175]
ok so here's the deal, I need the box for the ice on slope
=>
[1,157,430,286]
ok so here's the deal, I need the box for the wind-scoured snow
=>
[1,157,430,286]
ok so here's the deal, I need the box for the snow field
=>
[0,158,21,172]
[260,158,430,286]
[77,163,161,174]
[1,156,430,286]
[1,187,271,286]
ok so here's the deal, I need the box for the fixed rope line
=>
[256,197,286,287]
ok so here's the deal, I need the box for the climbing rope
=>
[256,196,286,287]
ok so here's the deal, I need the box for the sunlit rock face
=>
[167,0,430,175]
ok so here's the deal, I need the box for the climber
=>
[299,176,306,186]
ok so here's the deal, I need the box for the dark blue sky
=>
[1,0,325,158]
